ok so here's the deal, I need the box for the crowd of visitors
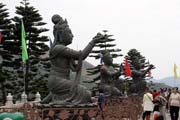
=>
[142,87,180,120]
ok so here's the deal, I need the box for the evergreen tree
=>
[86,30,123,91]
[11,0,50,98]
[0,2,14,104]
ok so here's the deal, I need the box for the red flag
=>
[0,32,2,44]
[125,58,132,77]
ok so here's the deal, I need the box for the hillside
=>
[147,81,172,90]
[152,77,180,88]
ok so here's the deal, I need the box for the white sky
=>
[1,0,180,79]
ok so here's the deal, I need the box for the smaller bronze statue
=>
[129,56,154,95]
[99,50,122,96]
[42,14,104,105]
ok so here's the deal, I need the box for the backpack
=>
[158,96,167,106]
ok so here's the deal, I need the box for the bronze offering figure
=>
[99,50,122,96]
[129,56,154,95]
[42,14,103,105]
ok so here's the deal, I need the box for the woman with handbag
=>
[142,88,154,120]
[169,87,180,120]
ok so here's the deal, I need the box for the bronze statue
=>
[129,56,154,94]
[99,50,122,96]
[42,14,103,105]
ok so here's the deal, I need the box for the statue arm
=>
[52,45,79,59]
[81,41,95,60]
[100,66,121,77]
[132,65,153,77]
[52,41,95,59]
[141,65,154,77]
[132,70,143,77]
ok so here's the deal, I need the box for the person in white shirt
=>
[169,87,180,120]
[142,88,154,120]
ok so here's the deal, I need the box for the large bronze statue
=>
[99,50,122,96]
[42,14,103,105]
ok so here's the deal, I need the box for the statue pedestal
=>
[103,96,143,120]
[37,96,142,120]
[0,96,142,120]
[37,104,99,120]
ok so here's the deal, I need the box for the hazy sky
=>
[1,0,180,79]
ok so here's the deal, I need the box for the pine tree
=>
[11,0,49,98]
[85,30,123,91]
[0,2,14,104]
[124,49,154,94]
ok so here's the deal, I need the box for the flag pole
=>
[21,1,28,97]
[23,62,26,94]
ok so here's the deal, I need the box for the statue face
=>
[62,27,73,45]
[103,54,113,65]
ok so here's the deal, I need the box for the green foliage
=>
[0,0,50,101]
[10,0,50,97]
[0,2,14,103]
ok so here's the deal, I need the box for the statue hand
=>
[149,64,154,69]
[92,33,105,43]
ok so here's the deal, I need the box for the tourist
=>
[153,89,160,116]
[169,87,180,120]
[142,88,154,120]
[154,91,167,120]
[153,89,160,99]
[164,88,169,99]
[165,88,172,112]
[98,91,105,111]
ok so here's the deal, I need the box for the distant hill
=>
[147,81,172,90]
[152,77,180,88]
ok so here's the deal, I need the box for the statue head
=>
[132,56,146,70]
[52,14,73,46]
[101,50,113,65]
[52,14,63,24]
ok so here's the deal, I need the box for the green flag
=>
[21,19,28,62]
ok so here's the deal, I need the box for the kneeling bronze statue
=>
[42,14,104,105]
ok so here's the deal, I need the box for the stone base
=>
[103,96,143,120]
[0,96,142,120]
[37,96,142,120]
[37,103,99,120]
